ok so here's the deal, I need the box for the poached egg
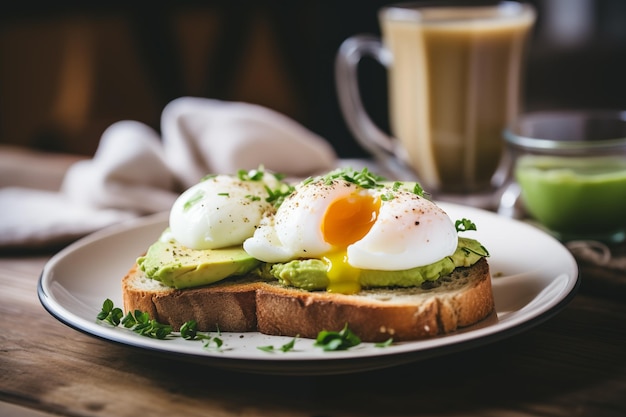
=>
[242,170,458,292]
[168,169,291,249]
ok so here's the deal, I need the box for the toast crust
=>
[122,258,494,342]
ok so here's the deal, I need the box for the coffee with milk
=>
[337,1,536,197]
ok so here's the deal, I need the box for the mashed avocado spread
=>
[264,237,487,291]
[138,230,488,291]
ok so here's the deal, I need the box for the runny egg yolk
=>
[321,192,380,294]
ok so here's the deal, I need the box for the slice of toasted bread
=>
[122,265,263,332]
[122,258,493,342]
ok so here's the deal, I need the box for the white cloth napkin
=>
[0,97,337,249]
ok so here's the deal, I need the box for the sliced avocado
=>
[137,230,260,289]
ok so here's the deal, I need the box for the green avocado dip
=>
[516,155,626,240]
[138,229,489,293]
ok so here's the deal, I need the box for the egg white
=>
[243,179,458,271]
[243,179,360,262]
[169,174,282,250]
[348,189,458,270]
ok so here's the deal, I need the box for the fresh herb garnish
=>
[375,338,394,348]
[183,190,204,211]
[96,300,225,348]
[257,345,275,353]
[380,192,395,201]
[180,320,210,341]
[234,166,295,208]
[455,218,477,233]
[390,180,426,198]
[121,310,173,339]
[238,168,262,182]
[204,337,223,349]
[97,300,174,340]
[257,336,299,353]
[318,167,387,189]
[97,298,123,326]
[307,167,426,198]
[96,301,390,352]
[412,182,425,197]
[313,324,361,351]
[264,184,295,208]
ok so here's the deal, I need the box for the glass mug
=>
[336,1,536,205]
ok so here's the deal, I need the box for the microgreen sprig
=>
[314,323,362,351]
[237,167,265,182]
[257,336,299,353]
[264,183,295,208]
[237,166,285,183]
[121,310,173,339]
[455,218,477,233]
[306,167,426,198]
[375,338,394,348]
[236,166,295,208]
[97,300,389,352]
[183,190,204,211]
[317,167,387,189]
[96,298,123,326]
[180,320,224,349]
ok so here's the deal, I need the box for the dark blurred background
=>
[1,0,626,159]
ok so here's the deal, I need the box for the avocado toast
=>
[122,167,493,342]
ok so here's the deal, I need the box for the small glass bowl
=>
[500,110,626,244]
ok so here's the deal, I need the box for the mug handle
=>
[335,35,416,179]
[335,35,393,157]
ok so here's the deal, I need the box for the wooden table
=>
[2,147,626,416]
[1,246,625,417]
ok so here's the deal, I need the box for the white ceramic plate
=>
[38,203,579,375]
